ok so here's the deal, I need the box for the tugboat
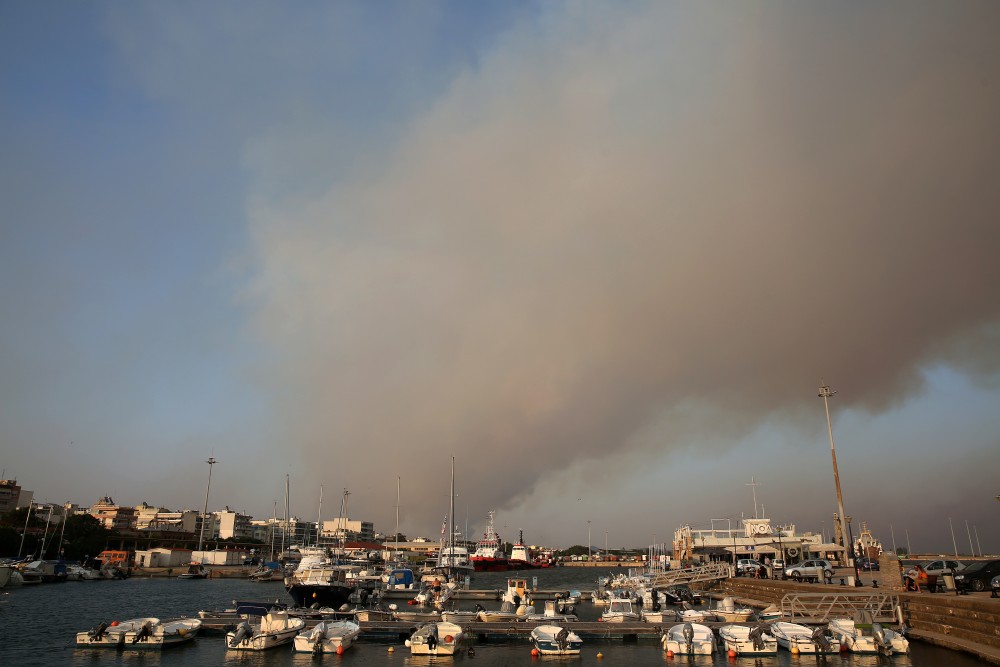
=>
[507,530,538,570]
[471,511,509,572]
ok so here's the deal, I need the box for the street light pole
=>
[819,384,851,568]
[587,520,592,562]
[197,457,217,555]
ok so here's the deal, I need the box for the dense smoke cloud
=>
[241,4,1000,542]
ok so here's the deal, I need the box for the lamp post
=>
[197,457,217,555]
[819,384,851,568]
[587,520,592,562]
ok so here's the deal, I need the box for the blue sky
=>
[2,1,998,553]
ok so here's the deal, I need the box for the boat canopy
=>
[388,569,414,586]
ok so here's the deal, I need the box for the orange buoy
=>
[388,646,395,653]
[728,649,737,658]
[531,648,539,656]
[110,621,120,627]
[445,635,454,643]
[597,651,604,659]
[667,649,674,657]
[337,645,344,655]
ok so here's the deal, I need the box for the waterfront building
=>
[0,479,23,514]
[88,496,138,530]
[135,547,193,567]
[135,503,199,533]
[673,517,845,565]
[320,517,375,544]
[213,507,254,540]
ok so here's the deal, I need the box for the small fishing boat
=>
[476,601,527,622]
[441,608,479,623]
[405,621,464,656]
[527,599,579,622]
[676,603,712,624]
[293,620,361,654]
[177,563,209,579]
[226,611,305,651]
[75,618,161,648]
[124,618,202,648]
[661,622,716,655]
[354,604,395,622]
[710,596,755,622]
[757,604,782,621]
[530,624,583,655]
[602,597,640,623]
[827,617,909,655]
[392,605,442,623]
[770,621,840,654]
[718,623,778,656]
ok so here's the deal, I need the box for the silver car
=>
[784,559,835,582]
[921,559,965,578]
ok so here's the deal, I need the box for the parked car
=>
[921,559,965,578]
[857,557,879,571]
[953,560,1000,592]
[991,574,1000,597]
[785,559,835,582]
[736,559,765,576]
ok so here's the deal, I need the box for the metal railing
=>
[779,591,900,622]
[650,562,733,588]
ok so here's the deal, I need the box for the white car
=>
[784,559,835,582]
[921,559,965,578]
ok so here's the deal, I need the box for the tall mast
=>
[394,477,400,558]
[282,474,289,555]
[316,485,323,547]
[270,501,277,561]
[450,457,456,552]
[197,457,217,556]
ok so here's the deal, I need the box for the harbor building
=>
[673,517,845,565]
[135,503,199,533]
[0,479,24,514]
[88,496,138,530]
[320,517,375,544]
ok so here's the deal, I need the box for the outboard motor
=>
[556,627,570,652]
[683,622,695,654]
[749,623,770,651]
[132,621,153,644]
[230,621,252,648]
[427,627,438,651]
[811,626,831,653]
[872,622,891,655]
[88,622,109,642]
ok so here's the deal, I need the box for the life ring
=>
[787,547,799,557]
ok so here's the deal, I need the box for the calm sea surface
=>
[0,567,975,666]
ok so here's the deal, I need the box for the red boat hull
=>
[471,557,509,572]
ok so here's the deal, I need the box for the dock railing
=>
[779,591,900,623]
[651,562,733,588]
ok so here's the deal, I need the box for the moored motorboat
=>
[405,621,464,656]
[718,623,778,656]
[354,603,395,622]
[710,596,755,622]
[527,599,579,622]
[476,601,527,622]
[293,619,361,654]
[661,622,716,655]
[770,621,840,654]
[75,618,161,648]
[827,617,909,655]
[530,624,583,655]
[124,618,202,648]
[226,611,305,651]
[507,530,538,570]
[602,597,640,623]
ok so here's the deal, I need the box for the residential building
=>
[88,496,138,530]
[214,508,253,540]
[321,517,375,543]
[0,479,22,515]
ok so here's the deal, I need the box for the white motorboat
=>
[770,621,840,654]
[393,606,442,623]
[828,617,909,655]
[177,563,209,579]
[476,600,530,622]
[530,624,583,656]
[602,597,640,623]
[405,621,464,656]
[718,623,778,656]
[711,596,755,622]
[226,611,305,651]
[676,603,712,624]
[757,604,782,621]
[641,609,673,623]
[661,622,716,655]
[354,604,395,622]
[75,618,161,648]
[527,599,579,622]
[65,564,103,581]
[293,620,361,654]
[124,618,202,648]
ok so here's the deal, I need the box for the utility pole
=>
[196,457,217,555]
[819,384,851,568]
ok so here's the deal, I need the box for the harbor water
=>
[0,567,977,666]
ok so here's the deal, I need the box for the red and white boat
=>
[471,511,509,572]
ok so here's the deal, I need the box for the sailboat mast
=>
[282,474,289,556]
[316,485,323,547]
[450,457,456,552]
[394,477,400,558]
[270,501,277,561]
